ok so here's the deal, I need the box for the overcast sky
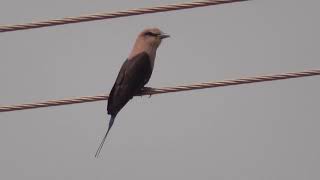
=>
[1,0,320,179]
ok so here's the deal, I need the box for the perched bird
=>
[95,28,170,157]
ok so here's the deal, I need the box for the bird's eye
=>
[144,32,158,37]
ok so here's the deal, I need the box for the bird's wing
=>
[107,52,152,115]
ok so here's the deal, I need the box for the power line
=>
[0,0,249,33]
[1,69,319,113]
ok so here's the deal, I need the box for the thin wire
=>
[0,0,249,33]
[1,69,319,113]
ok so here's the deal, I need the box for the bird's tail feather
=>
[95,115,116,158]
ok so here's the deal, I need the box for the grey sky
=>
[1,0,320,179]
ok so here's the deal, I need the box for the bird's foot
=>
[140,87,154,98]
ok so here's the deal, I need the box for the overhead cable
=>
[0,0,249,33]
[1,69,319,113]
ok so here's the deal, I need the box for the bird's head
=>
[129,27,169,61]
[137,28,170,49]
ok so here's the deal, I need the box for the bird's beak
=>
[159,33,170,39]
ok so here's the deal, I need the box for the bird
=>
[95,28,170,157]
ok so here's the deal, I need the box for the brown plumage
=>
[95,28,169,157]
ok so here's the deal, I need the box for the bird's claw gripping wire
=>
[139,87,154,98]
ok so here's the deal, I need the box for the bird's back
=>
[107,52,152,116]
